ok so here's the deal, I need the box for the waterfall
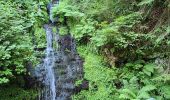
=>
[43,25,56,100]
[32,0,84,100]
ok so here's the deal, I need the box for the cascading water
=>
[43,25,56,100]
[32,0,84,100]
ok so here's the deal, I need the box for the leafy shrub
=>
[0,0,49,84]
[0,85,37,100]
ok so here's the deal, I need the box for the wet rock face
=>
[53,37,83,99]
[54,52,83,100]
[32,24,84,100]
[30,0,85,99]
[59,35,73,51]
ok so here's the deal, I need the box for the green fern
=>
[119,89,137,99]
[143,63,155,76]
[52,1,84,21]
[138,0,155,6]
[160,86,170,99]
[152,74,170,82]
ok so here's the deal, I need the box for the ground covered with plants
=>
[0,0,170,100]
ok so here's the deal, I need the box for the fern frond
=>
[160,85,170,99]
[139,85,156,92]
[138,0,155,6]
[152,74,170,82]
[137,91,150,99]
[119,94,134,99]
[143,63,155,76]
[120,89,137,99]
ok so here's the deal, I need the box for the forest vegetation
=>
[0,0,170,100]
